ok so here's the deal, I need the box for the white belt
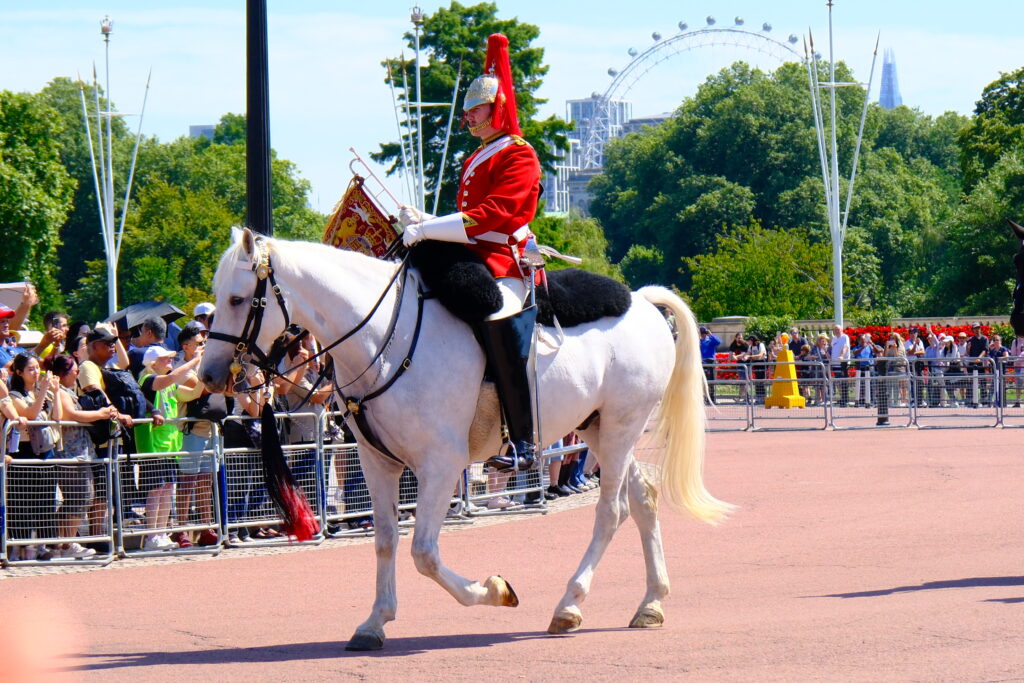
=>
[473,225,531,245]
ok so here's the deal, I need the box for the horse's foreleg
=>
[410,463,519,608]
[625,459,669,628]
[346,452,403,652]
[548,447,632,635]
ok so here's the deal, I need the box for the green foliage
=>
[590,58,971,319]
[373,1,570,214]
[931,150,1024,314]
[744,315,794,345]
[846,307,898,328]
[992,322,1016,345]
[530,211,621,279]
[619,244,664,287]
[684,223,833,320]
[959,65,1024,190]
[0,89,75,315]
[37,77,131,298]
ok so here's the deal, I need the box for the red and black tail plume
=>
[260,402,318,541]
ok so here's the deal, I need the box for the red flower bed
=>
[843,324,990,343]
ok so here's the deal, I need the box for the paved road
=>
[2,428,1022,681]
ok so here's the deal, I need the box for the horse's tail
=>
[639,286,735,525]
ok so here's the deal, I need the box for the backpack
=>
[77,389,120,448]
[101,367,149,419]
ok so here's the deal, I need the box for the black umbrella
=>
[106,300,186,332]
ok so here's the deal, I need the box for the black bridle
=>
[208,236,425,462]
[207,238,295,378]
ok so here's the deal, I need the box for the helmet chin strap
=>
[469,116,494,136]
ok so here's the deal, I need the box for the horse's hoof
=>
[345,631,384,651]
[484,575,519,607]
[628,606,665,629]
[547,608,582,635]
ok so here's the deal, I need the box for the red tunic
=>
[458,134,541,278]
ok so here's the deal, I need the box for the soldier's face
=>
[465,104,496,137]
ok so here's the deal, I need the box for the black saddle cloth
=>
[409,241,632,327]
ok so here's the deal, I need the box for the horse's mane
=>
[214,231,398,295]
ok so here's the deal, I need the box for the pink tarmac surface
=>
[2,427,1022,681]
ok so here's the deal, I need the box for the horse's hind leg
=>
[626,459,669,628]
[410,460,519,608]
[346,452,403,652]
[548,434,634,634]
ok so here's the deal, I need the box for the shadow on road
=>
[55,627,644,671]
[814,576,1024,598]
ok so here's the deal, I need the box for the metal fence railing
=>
[704,355,1020,431]
[3,411,597,568]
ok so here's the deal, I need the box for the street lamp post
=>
[805,1,878,329]
[411,6,426,212]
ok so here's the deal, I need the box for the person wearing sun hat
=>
[397,33,543,473]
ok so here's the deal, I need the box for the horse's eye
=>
[229,296,245,306]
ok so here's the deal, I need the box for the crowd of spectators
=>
[0,284,238,559]
[700,321,1016,412]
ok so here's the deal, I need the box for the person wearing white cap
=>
[135,344,204,550]
[193,302,215,328]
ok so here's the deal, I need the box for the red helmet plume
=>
[464,33,522,137]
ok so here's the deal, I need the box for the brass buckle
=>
[346,399,361,415]
[402,358,411,370]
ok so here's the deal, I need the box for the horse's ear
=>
[1007,218,1024,241]
[240,227,256,256]
[230,226,244,245]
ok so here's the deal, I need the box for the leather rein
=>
[207,237,425,463]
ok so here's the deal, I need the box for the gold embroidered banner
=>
[322,175,398,258]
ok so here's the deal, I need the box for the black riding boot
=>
[479,306,538,471]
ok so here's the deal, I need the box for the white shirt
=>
[830,333,850,363]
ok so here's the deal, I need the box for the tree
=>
[38,77,132,298]
[0,90,75,314]
[930,151,1024,315]
[684,223,833,320]
[530,211,621,280]
[67,180,238,322]
[372,2,570,214]
[590,61,863,291]
[958,65,1024,191]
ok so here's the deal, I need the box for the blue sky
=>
[2,1,1021,213]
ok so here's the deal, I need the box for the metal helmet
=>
[463,33,521,136]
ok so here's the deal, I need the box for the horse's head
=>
[1009,219,1024,337]
[200,226,291,393]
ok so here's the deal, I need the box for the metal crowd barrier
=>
[2,419,117,567]
[116,417,223,557]
[703,355,1019,431]
[221,412,324,546]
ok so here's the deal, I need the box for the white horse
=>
[200,227,732,651]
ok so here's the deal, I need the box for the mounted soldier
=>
[398,33,541,472]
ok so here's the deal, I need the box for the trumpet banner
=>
[322,176,398,258]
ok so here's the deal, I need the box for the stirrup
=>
[485,440,536,472]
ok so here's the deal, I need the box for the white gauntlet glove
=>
[401,212,473,247]
[402,221,425,246]
[398,205,434,228]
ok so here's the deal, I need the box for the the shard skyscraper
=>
[878,48,903,109]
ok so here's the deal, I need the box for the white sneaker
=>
[486,496,512,510]
[62,543,97,559]
[143,534,177,550]
[23,545,37,561]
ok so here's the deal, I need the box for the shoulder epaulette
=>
[511,135,529,147]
